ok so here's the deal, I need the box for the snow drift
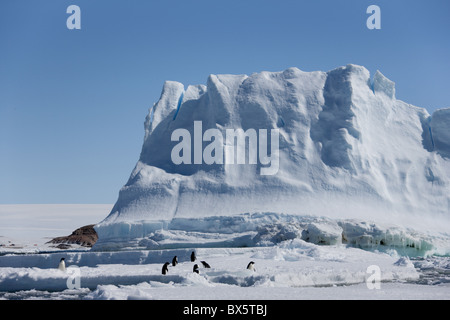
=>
[94,64,450,253]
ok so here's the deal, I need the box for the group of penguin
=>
[57,253,256,276]
[162,251,256,275]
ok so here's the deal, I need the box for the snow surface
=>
[0,204,111,253]
[1,237,449,300]
[94,64,450,253]
[1,207,449,300]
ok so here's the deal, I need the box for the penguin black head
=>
[60,258,65,261]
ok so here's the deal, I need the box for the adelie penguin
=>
[172,256,178,266]
[193,264,199,274]
[190,251,196,262]
[58,258,66,272]
[201,261,211,268]
[162,262,170,275]
[247,261,256,272]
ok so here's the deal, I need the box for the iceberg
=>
[94,64,450,253]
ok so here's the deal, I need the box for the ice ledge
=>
[144,80,185,139]
[430,107,450,158]
[93,213,450,257]
[372,70,395,99]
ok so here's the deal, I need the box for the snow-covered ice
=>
[1,205,449,300]
[1,237,449,300]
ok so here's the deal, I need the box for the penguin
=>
[193,264,199,274]
[246,261,256,272]
[162,262,170,275]
[58,257,66,272]
[190,251,196,262]
[200,261,211,268]
[172,256,178,266]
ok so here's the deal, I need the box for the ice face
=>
[372,70,395,99]
[430,108,450,158]
[310,65,363,171]
[94,65,450,250]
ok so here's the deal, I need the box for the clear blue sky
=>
[1,0,449,204]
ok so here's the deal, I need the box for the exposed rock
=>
[47,224,98,248]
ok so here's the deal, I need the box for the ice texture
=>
[94,65,450,252]
[430,108,450,158]
[372,70,395,99]
[0,240,422,293]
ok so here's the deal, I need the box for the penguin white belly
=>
[58,260,66,272]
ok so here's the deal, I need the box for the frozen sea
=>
[0,205,449,300]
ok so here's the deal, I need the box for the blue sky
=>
[1,0,449,204]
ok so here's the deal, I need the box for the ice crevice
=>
[172,90,185,121]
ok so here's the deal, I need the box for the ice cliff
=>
[94,64,450,253]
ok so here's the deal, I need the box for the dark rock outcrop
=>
[47,224,98,248]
